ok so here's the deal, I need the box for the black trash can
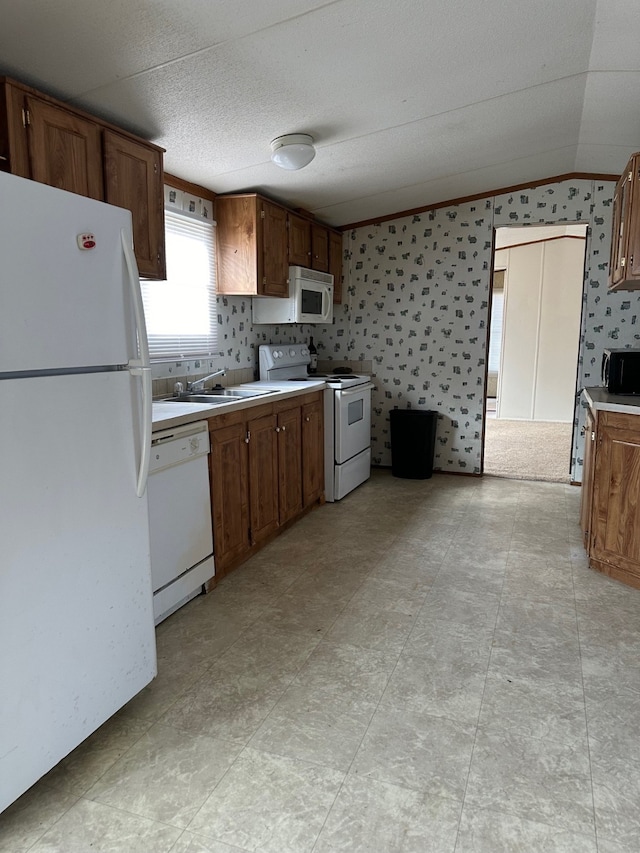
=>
[389,409,437,479]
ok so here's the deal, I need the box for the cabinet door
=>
[302,397,324,507]
[26,96,103,200]
[310,223,329,272]
[591,412,640,584]
[579,408,596,550]
[209,422,250,575]
[103,130,165,280]
[328,230,343,304]
[609,169,631,287]
[628,156,640,279]
[278,406,303,524]
[260,199,288,296]
[247,412,280,544]
[288,213,311,267]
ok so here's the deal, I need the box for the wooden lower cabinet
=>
[583,408,640,588]
[302,397,324,506]
[277,405,303,524]
[208,392,324,577]
[247,411,279,546]
[209,420,251,573]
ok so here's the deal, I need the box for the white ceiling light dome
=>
[270,134,316,171]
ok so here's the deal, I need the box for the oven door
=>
[334,383,374,463]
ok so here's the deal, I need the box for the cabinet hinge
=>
[621,257,626,268]
[629,171,633,182]
[154,163,158,173]
[262,276,267,285]
[22,107,30,127]
[245,430,250,444]
[260,209,265,219]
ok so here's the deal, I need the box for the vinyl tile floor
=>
[3,470,640,852]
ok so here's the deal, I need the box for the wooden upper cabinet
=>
[216,193,288,296]
[261,199,289,296]
[25,96,103,200]
[103,130,165,279]
[609,152,640,291]
[328,229,343,304]
[0,77,166,280]
[288,213,311,266]
[310,223,330,272]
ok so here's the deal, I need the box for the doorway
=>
[483,224,588,482]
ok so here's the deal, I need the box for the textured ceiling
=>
[1,0,638,226]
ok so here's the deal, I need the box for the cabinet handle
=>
[245,430,250,444]
[305,416,310,422]
[281,425,286,432]
[275,426,281,433]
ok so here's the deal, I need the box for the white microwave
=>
[252,266,334,325]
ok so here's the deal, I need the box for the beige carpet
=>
[483,418,573,483]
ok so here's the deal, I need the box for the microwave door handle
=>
[323,287,331,320]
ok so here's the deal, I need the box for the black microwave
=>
[602,348,640,394]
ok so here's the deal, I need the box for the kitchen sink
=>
[165,387,276,405]
[201,388,274,398]
[165,395,236,405]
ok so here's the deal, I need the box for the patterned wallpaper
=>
[313,178,640,482]
[157,176,639,483]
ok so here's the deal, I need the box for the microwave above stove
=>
[602,348,640,394]
[251,266,333,325]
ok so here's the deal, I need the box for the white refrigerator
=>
[0,172,157,813]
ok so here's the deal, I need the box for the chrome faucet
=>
[186,368,226,392]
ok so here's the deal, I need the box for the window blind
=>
[141,210,217,360]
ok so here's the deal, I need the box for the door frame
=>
[480,223,590,480]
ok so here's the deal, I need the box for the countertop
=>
[582,386,640,415]
[152,380,327,431]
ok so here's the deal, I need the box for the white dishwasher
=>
[148,421,215,625]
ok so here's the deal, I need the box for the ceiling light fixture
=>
[270,134,316,171]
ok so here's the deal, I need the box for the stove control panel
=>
[259,343,311,376]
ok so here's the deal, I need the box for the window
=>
[141,209,217,360]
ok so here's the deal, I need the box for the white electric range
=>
[258,344,374,501]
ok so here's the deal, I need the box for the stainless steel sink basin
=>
[166,395,236,405]
[165,387,275,405]
[203,388,274,398]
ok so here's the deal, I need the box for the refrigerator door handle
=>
[121,228,152,496]
[134,366,152,497]
[121,228,150,371]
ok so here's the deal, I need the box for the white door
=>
[496,234,585,422]
[0,172,135,372]
[0,370,156,813]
